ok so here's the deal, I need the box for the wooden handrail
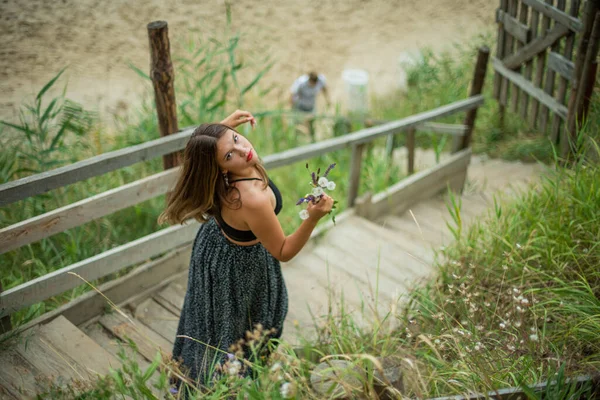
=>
[0,95,483,208]
[0,222,200,318]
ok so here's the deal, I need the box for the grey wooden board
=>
[322,220,433,292]
[134,298,180,344]
[283,253,363,325]
[153,283,185,316]
[350,216,436,264]
[83,322,163,397]
[521,0,583,32]
[548,51,574,81]
[0,126,194,207]
[492,57,568,119]
[99,310,173,362]
[496,8,531,43]
[12,315,118,392]
[1,222,199,318]
[0,345,46,399]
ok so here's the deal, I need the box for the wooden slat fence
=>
[493,0,600,156]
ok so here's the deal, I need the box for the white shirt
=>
[290,74,326,111]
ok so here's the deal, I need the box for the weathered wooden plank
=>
[0,97,484,207]
[496,8,532,43]
[494,0,510,101]
[521,4,541,119]
[36,315,119,376]
[539,0,567,133]
[0,126,194,207]
[0,245,190,343]
[510,2,530,113]
[493,57,568,119]
[548,51,574,81]
[550,0,580,141]
[0,168,179,255]
[530,0,554,127]
[83,322,163,397]
[454,47,490,152]
[406,128,416,175]
[418,122,467,136]
[99,310,173,362]
[521,0,583,32]
[134,298,179,343]
[502,23,570,69]
[500,0,519,106]
[0,348,45,399]
[347,144,365,207]
[427,375,592,400]
[564,0,600,156]
[356,149,471,221]
[0,222,199,318]
[153,283,185,316]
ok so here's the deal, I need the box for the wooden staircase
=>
[0,150,543,398]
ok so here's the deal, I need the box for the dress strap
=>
[229,177,263,183]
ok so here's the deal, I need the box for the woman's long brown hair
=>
[158,123,268,225]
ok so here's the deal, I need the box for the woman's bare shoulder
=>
[236,181,271,210]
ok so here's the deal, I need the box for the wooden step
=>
[133,298,180,345]
[98,309,173,362]
[0,315,118,398]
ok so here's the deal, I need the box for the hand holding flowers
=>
[296,163,338,224]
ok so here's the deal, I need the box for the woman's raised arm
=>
[242,193,334,262]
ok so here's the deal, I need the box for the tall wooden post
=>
[575,14,600,121]
[453,46,490,152]
[148,21,180,170]
[406,127,416,175]
[564,1,600,157]
[348,144,365,207]
[0,282,12,334]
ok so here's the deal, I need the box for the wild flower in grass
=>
[529,333,539,342]
[296,162,339,223]
[280,382,295,399]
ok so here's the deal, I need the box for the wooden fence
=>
[493,0,600,156]
[0,18,489,334]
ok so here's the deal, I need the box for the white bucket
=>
[397,50,424,91]
[342,69,369,114]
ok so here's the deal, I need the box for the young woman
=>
[159,110,334,386]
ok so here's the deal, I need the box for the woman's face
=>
[215,129,257,175]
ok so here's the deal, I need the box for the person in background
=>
[289,72,331,141]
[289,71,331,113]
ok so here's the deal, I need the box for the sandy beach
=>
[0,0,497,126]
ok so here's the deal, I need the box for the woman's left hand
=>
[221,110,257,129]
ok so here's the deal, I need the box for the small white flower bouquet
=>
[296,162,339,224]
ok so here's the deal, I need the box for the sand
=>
[0,0,497,126]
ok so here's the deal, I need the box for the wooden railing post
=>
[406,128,416,175]
[348,143,365,207]
[453,46,490,153]
[564,1,600,157]
[148,21,180,170]
[0,282,12,334]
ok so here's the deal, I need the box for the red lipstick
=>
[247,150,253,161]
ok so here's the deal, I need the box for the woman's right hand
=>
[306,194,334,221]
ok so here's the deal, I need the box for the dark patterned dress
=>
[172,212,288,385]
